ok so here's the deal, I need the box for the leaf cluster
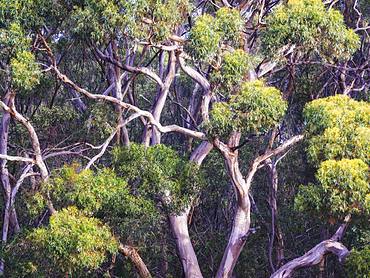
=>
[208,80,287,137]
[112,143,204,213]
[344,245,370,278]
[211,49,256,96]
[295,159,369,220]
[70,0,191,42]
[188,7,244,61]
[304,95,370,165]
[6,207,118,277]
[261,0,360,62]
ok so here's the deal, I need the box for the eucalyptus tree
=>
[0,0,369,277]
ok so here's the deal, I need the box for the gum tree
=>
[0,0,368,277]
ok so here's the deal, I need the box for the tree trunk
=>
[0,92,12,275]
[215,133,253,278]
[215,134,304,278]
[168,142,213,277]
[151,51,176,145]
[268,161,285,271]
[169,210,203,278]
[216,203,250,278]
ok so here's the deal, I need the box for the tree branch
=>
[118,243,152,278]
[52,67,207,141]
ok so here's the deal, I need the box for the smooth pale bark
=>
[151,51,176,145]
[169,141,213,278]
[270,240,349,278]
[215,134,304,278]
[271,215,351,278]
[0,92,12,275]
[169,209,203,278]
[178,55,211,123]
[215,133,252,278]
[119,243,152,278]
[0,99,54,214]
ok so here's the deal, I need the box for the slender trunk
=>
[169,142,213,278]
[160,235,168,278]
[275,225,285,268]
[151,51,176,145]
[0,92,12,275]
[215,133,253,278]
[10,208,20,234]
[68,88,87,113]
[318,227,329,278]
[169,211,203,278]
[268,161,285,271]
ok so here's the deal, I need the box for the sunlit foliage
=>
[6,207,117,277]
[295,159,369,221]
[304,95,370,164]
[208,80,287,136]
[261,0,360,61]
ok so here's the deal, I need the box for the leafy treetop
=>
[261,0,360,62]
[6,206,118,277]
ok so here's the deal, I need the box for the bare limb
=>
[53,67,207,141]
[271,216,351,278]
[118,243,152,278]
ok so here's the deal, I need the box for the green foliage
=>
[6,207,117,277]
[261,0,360,61]
[70,0,190,42]
[150,0,191,41]
[33,105,78,131]
[0,21,40,90]
[84,102,116,141]
[10,50,40,90]
[189,7,243,61]
[208,80,287,136]
[41,166,129,215]
[345,245,370,278]
[113,143,204,213]
[70,0,123,41]
[295,159,369,221]
[304,95,370,164]
[215,7,244,43]
[0,22,30,57]
[211,49,255,95]
[188,14,221,61]
[33,165,160,239]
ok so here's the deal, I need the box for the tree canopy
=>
[0,0,369,277]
